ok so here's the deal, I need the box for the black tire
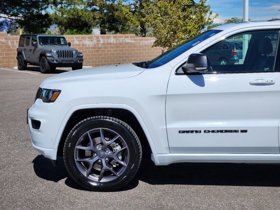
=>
[39,56,51,73]
[72,63,83,70]
[17,54,27,70]
[63,116,142,191]
[50,66,56,72]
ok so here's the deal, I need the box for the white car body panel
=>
[28,21,280,165]
[166,72,280,154]
[29,63,172,161]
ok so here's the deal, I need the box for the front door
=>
[24,36,32,62]
[166,29,280,154]
[28,36,40,64]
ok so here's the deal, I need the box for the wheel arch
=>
[57,108,155,161]
[17,51,27,60]
[39,52,47,59]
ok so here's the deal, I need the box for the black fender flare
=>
[39,51,49,59]
[17,50,27,61]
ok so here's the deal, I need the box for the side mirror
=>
[68,42,71,47]
[32,41,37,47]
[182,53,208,74]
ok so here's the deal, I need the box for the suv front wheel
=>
[63,116,142,191]
[39,56,51,73]
[72,63,83,70]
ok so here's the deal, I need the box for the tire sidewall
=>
[64,118,141,191]
[72,63,83,70]
[40,56,50,73]
[17,54,26,70]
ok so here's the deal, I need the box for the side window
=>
[32,36,37,44]
[25,36,31,47]
[19,36,25,47]
[202,30,279,73]
[275,34,280,72]
[222,44,229,50]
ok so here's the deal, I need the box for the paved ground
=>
[1,67,280,210]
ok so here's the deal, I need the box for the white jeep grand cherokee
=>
[28,21,280,191]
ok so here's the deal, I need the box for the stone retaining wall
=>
[0,32,162,68]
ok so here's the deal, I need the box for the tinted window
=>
[202,30,279,73]
[25,36,31,46]
[19,36,24,47]
[135,30,221,68]
[38,36,67,45]
[32,36,37,43]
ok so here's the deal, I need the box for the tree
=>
[129,0,152,37]
[50,0,155,36]
[225,17,242,24]
[87,0,138,34]
[51,0,138,34]
[143,0,215,48]
[0,0,51,33]
[51,0,94,34]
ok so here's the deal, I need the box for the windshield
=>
[135,30,222,68]
[38,36,68,46]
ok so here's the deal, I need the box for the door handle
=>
[249,79,275,86]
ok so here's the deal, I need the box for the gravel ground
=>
[1,67,280,210]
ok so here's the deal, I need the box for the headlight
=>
[35,88,61,103]
[77,52,83,57]
[46,52,53,57]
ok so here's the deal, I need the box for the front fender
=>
[17,50,27,60]
[53,103,160,164]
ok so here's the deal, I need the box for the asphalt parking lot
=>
[1,67,280,210]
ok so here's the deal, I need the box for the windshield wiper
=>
[134,61,150,68]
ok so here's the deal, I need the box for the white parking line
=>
[0,68,41,75]
[0,66,94,75]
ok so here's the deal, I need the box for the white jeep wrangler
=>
[28,21,280,191]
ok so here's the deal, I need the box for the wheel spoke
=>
[76,145,92,150]
[107,165,118,177]
[98,161,106,182]
[87,132,97,152]
[105,134,120,145]
[85,156,99,177]
[75,157,91,162]
[90,156,100,164]
[107,150,127,167]
[98,159,119,182]
[99,129,106,145]
[106,146,128,166]
[115,146,127,154]
[76,156,99,163]
[86,162,93,177]
[75,156,99,177]
[113,156,127,167]
[103,159,118,176]
[87,132,93,146]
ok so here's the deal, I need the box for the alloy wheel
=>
[74,128,129,183]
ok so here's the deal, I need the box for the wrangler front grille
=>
[56,50,73,58]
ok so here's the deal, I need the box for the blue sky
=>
[207,0,280,23]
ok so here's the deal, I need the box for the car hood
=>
[41,63,144,87]
[40,45,77,51]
